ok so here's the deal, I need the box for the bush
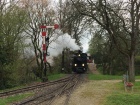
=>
[0,57,39,90]
[51,56,62,73]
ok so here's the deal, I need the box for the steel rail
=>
[0,75,72,97]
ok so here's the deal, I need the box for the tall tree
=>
[88,28,127,75]
[57,0,87,45]
[71,0,140,82]
[0,1,29,88]
[21,0,56,81]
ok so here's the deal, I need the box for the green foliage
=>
[92,52,103,64]
[133,56,140,75]
[135,56,140,65]
[88,29,128,75]
[0,4,30,89]
[0,58,38,89]
[135,66,140,75]
[96,65,103,73]
[52,55,63,73]
[52,50,72,74]
[0,5,28,49]
[0,93,34,105]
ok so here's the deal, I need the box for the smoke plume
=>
[48,32,80,56]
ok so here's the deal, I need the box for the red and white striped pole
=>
[40,24,59,63]
[40,24,59,81]
[40,24,59,29]
[42,31,47,62]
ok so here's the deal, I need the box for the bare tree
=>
[20,0,56,81]
[57,0,87,45]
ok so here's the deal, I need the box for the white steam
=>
[48,33,80,56]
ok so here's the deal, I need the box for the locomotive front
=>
[72,51,87,73]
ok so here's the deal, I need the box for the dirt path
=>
[68,80,120,105]
[88,63,100,74]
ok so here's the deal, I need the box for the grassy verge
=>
[0,85,26,93]
[104,81,140,105]
[0,93,34,105]
[104,93,140,105]
[88,74,140,80]
[48,73,66,81]
[0,73,66,105]
[135,76,140,79]
[88,74,140,105]
[88,74,122,80]
[0,73,66,92]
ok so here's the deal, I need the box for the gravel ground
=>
[51,95,67,105]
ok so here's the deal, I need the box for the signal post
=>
[40,24,59,81]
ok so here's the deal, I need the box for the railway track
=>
[13,74,85,105]
[0,75,72,98]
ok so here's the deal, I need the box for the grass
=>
[88,74,122,80]
[88,74,140,81]
[0,73,66,105]
[88,74,140,105]
[104,93,140,105]
[103,81,140,105]
[0,85,25,93]
[48,73,66,81]
[135,76,140,79]
[0,73,66,92]
[0,93,34,105]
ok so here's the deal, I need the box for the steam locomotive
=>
[71,50,88,73]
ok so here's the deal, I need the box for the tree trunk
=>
[128,52,135,82]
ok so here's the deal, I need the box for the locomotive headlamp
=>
[82,64,85,66]
[78,54,80,56]
[74,64,77,66]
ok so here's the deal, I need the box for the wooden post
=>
[124,82,133,92]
